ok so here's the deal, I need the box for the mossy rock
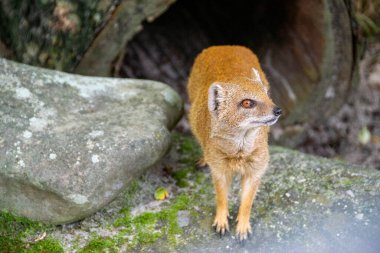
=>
[0,58,183,225]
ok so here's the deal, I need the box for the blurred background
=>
[1,0,379,168]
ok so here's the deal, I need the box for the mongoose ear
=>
[208,83,223,113]
[251,68,269,93]
[251,68,263,83]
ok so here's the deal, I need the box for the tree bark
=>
[0,0,175,73]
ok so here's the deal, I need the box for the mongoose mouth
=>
[252,117,279,125]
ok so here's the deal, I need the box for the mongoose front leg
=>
[211,171,232,236]
[236,176,260,241]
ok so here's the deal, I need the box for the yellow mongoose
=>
[188,45,282,241]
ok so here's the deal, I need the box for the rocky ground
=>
[1,133,379,253]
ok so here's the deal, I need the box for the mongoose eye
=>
[240,99,256,109]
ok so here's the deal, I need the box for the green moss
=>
[70,236,81,252]
[172,167,192,188]
[170,133,203,189]
[195,172,206,184]
[176,179,190,188]
[77,236,118,253]
[0,211,63,253]
[113,209,132,228]
[133,212,158,226]
[131,211,163,245]
[110,194,191,250]
[339,177,353,187]
[0,211,44,235]
[26,237,64,253]
[106,205,163,248]
[0,236,24,253]
[172,168,190,181]
[137,231,162,245]
[159,195,190,245]
[120,179,140,213]
[106,134,201,250]
[172,133,201,165]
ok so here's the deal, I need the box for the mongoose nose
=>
[273,107,282,116]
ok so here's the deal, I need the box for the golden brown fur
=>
[188,45,281,241]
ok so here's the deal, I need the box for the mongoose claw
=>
[238,237,247,246]
[236,221,252,242]
[212,217,229,237]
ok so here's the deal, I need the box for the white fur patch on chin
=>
[265,117,279,126]
[240,116,279,128]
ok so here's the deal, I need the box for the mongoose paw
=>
[236,220,252,242]
[212,215,229,237]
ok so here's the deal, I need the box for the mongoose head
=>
[208,68,281,130]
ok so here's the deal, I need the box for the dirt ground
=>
[293,41,380,169]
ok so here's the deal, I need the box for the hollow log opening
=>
[119,0,355,128]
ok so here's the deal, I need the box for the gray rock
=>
[0,58,183,224]
[177,210,190,227]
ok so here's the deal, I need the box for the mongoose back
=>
[188,45,282,241]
